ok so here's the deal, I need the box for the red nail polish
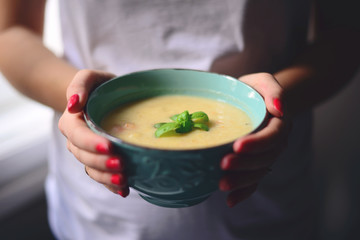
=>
[221,154,236,170]
[117,188,130,198]
[233,140,245,153]
[219,179,231,191]
[106,157,122,170]
[227,197,236,208]
[273,98,284,117]
[67,94,79,111]
[111,174,121,185]
[111,174,126,186]
[221,157,230,170]
[96,143,110,154]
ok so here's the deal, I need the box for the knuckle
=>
[67,69,92,96]
[66,141,72,153]
[89,169,106,185]
[66,141,83,162]
[74,69,92,80]
[257,72,273,79]
[257,73,283,92]
[66,127,75,142]
[74,69,94,83]
[58,116,67,137]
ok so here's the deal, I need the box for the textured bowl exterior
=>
[85,69,266,208]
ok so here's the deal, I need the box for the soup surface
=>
[101,95,253,150]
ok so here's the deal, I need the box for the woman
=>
[0,0,359,239]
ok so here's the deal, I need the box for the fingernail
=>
[220,154,236,170]
[106,157,122,170]
[227,197,236,208]
[220,157,231,170]
[67,94,79,111]
[96,143,110,154]
[273,98,284,117]
[233,140,245,153]
[111,174,126,186]
[219,179,231,191]
[117,187,130,198]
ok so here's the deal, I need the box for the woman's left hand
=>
[219,73,291,207]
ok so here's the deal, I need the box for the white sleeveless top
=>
[46,1,316,239]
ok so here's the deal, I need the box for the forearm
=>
[0,26,78,112]
[275,29,360,116]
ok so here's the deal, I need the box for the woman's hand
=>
[58,69,130,197]
[219,73,290,207]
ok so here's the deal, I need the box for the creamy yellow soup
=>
[101,95,253,150]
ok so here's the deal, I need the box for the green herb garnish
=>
[154,110,210,137]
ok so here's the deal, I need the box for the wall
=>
[0,0,60,219]
[313,69,360,239]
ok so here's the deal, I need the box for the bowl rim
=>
[84,68,268,153]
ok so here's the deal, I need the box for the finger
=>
[117,186,130,198]
[66,69,116,113]
[233,117,287,154]
[220,147,282,171]
[67,141,124,172]
[239,73,284,117]
[85,166,127,188]
[219,168,267,192]
[104,184,119,194]
[104,184,130,198]
[59,112,111,154]
[226,184,258,208]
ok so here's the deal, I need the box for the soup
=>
[101,95,253,150]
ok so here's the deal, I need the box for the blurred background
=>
[0,0,359,239]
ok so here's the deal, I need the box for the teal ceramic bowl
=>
[84,69,266,208]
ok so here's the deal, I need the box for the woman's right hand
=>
[58,69,130,197]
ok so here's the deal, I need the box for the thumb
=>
[238,73,284,118]
[66,69,116,113]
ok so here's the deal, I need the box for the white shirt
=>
[46,0,316,239]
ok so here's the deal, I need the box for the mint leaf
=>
[155,122,179,137]
[175,111,191,123]
[175,111,192,133]
[190,111,209,123]
[154,123,166,128]
[170,114,179,121]
[154,110,210,137]
[193,123,209,131]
